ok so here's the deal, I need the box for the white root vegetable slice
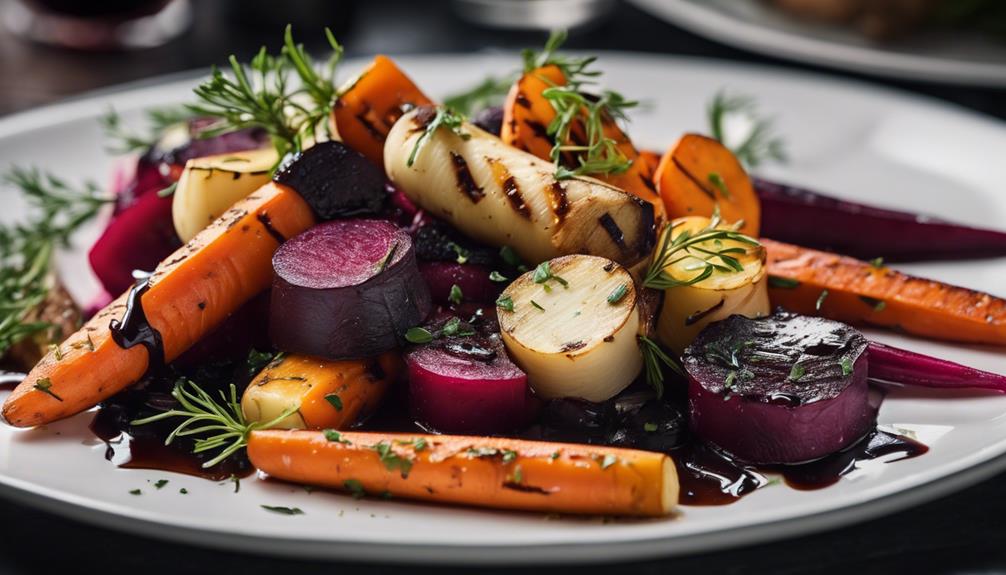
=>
[498,255,642,402]
[172,147,278,242]
[656,216,770,354]
[383,107,655,268]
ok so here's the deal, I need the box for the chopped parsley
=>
[179,488,188,495]
[839,357,854,377]
[789,363,806,381]
[607,283,629,305]
[502,449,518,463]
[448,284,463,305]
[153,479,169,489]
[532,260,568,291]
[373,442,413,477]
[447,241,470,264]
[405,327,435,344]
[499,245,528,272]
[323,429,350,444]
[868,257,885,269]
[496,294,514,312]
[344,479,366,500]
[643,422,658,433]
[489,270,508,283]
[707,172,731,199]
[129,489,142,496]
[530,299,545,311]
[325,393,343,411]
[32,377,62,401]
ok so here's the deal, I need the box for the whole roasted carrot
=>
[241,353,400,430]
[248,430,678,517]
[2,182,316,427]
[764,238,1006,346]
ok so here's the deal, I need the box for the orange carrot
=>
[2,182,316,427]
[639,149,662,175]
[331,55,434,168]
[248,430,678,517]
[500,66,665,219]
[241,353,400,430]
[655,133,760,236]
[764,238,1006,346]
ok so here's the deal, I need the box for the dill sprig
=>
[407,106,470,167]
[131,379,297,468]
[643,206,761,291]
[638,335,683,398]
[0,168,112,356]
[707,91,787,168]
[525,30,637,180]
[99,106,195,155]
[187,25,342,162]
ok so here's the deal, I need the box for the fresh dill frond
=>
[131,379,297,468]
[99,106,195,155]
[638,335,684,398]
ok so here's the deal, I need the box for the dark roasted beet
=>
[684,310,874,464]
[472,106,504,136]
[418,261,501,304]
[412,219,498,266]
[270,219,431,359]
[273,141,386,220]
[607,393,688,453]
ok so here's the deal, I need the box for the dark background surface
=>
[0,1,1005,574]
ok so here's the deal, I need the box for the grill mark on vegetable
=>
[599,213,628,252]
[685,299,725,326]
[502,482,552,495]
[488,158,531,219]
[639,172,659,198]
[449,152,484,203]
[354,102,386,142]
[671,156,717,200]
[548,181,570,224]
[109,277,165,372]
[515,92,531,109]
[523,119,551,143]
[256,212,287,244]
[636,199,656,253]
[560,341,587,352]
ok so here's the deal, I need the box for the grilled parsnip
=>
[656,216,769,354]
[384,107,655,268]
[498,255,642,402]
[172,147,278,242]
[241,353,396,430]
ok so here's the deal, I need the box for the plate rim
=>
[628,0,1006,87]
[1,50,1005,564]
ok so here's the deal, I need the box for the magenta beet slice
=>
[269,219,431,359]
[406,314,529,434]
[683,310,873,465]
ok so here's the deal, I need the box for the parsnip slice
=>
[656,216,770,354]
[498,255,642,402]
[384,108,655,268]
[172,147,278,242]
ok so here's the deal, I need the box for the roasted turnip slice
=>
[683,310,873,464]
[406,313,530,434]
[498,255,643,402]
[270,219,431,360]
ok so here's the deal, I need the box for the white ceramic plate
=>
[629,0,1006,87]
[0,53,1004,565]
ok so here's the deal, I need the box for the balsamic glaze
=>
[109,278,165,371]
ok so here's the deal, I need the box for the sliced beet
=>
[269,219,431,359]
[406,312,530,434]
[418,261,501,304]
[472,106,504,136]
[273,141,386,220]
[683,310,873,464]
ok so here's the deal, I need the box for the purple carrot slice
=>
[756,178,1006,262]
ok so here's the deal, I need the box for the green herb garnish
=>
[373,441,413,477]
[789,363,806,381]
[32,377,62,401]
[499,245,528,272]
[502,449,518,463]
[325,393,343,411]
[496,294,515,312]
[532,260,568,291]
[637,335,684,399]
[344,479,366,500]
[607,283,628,305]
[375,241,400,274]
[708,90,787,168]
[868,257,885,269]
[643,422,658,433]
[707,172,731,199]
[129,489,142,496]
[768,276,800,289]
[447,241,470,264]
[323,429,351,444]
[154,479,169,490]
[405,327,435,344]
[530,299,545,311]
[407,106,470,167]
[489,271,508,283]
[839,357,854,377]
[643,206,760,290]
[131,379,297,468]
[859,296,887,312]
[448,284,463,305]
[815,289,829,311]
[99,105,195,155]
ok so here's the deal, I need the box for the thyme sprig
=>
[707,91,787,168]
[643,206,761,291]
[131,379,297,468]
[0,168,112,356]
[187,25,342,161]
[522,29,599,81]
[638,335,684,398]
[99,106,196,155]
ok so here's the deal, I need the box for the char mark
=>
[548,181,570,224]
[599,213,628,252]
[257,212,287,244]
[685,298,726,326]
[450,152,485,203]
[671,156,717,200]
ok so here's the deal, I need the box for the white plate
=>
[629,0,1006,87]
[0,52,1004,565]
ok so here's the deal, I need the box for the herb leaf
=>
[261,505,304,516]
[637,335,684,398]
[707,90,787,168]
[496,294,515,312]
[407,106,469,167]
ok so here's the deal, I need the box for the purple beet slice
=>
[683,310,873,465]
[269,219,431,359]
